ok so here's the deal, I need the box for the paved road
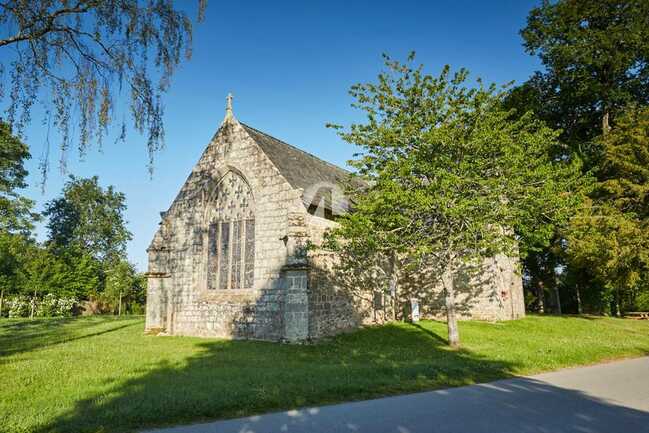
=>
[144,356,649,433]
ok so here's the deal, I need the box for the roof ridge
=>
[240,122,353,176]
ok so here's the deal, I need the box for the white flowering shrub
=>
[56,297,78,317]
[35,294,78,317]
[36,293,58,317]
[5,294,79,318]
[7,296,30,318]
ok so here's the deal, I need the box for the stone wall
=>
[305,214,362,338]
[146,118,304,340]
[145,117,525,343]
[304,211,526,334]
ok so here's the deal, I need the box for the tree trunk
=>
[0,289,4,317]
[443,272,460,348]
[537,281,545,313]
[575,284,582,315]
[389,252,398,321]
[602,111,610,135]
[554,285,562,315]
[118,291,123,316]
[30,289,37,319]
[615,289,621,317]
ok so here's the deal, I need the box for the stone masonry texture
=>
[145,112,525,342]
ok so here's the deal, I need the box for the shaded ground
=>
[145,357,649,433]
[1,315,648,433]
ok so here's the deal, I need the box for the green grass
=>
[1,315,648,433]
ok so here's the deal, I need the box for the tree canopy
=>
[329,54,584,346]
[515,0,649,157]
[567,106,649,313]
[0,0,206,178]
[508,0,649,315]
[0,122,38,233]
[44,175,131,263]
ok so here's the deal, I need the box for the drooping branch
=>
[0,1,92,47]
[0,0,207,183]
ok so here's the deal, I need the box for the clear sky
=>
[3,0,542,270]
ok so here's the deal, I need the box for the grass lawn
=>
[1,315,648,433]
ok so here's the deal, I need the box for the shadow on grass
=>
[139,376,649,433]
[409,323,448,344]
[0,316,141,359]
[25,322,648,433]
[24,323,502,432]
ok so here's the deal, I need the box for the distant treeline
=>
[0,123,145,317]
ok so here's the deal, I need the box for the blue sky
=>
[2,0,542,270]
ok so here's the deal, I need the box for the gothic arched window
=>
[205,171,255,290]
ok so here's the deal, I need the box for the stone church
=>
[145,96,525,342]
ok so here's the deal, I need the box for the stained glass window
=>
[218,222,230,290]
[231,221,242,289]
[206,171,255,290]
[207,223,219,290]
[244,219,255,289]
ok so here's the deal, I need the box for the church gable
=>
[151,97,361,255]
[145,95,526,342]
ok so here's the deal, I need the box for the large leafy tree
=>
[509,0,649,313]
[0,121,39,307]
[44,175,131,262]
[0,231,34,299]
[518,0,649,154]
[16,244,100,299]
[0,0,206,177]
[567,107,649,314]
[330,55,584,347]
[0,122,38,233]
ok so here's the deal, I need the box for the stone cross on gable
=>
[223,93,234,123]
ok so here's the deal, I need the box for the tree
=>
[0,122,38,233]
[0,0,206,177]
[103,259,136,314]
[0,231,34,310]
[44,175,131,262]
[519,0,649,153]
[567,107,649,315]
[509,0,649,313]
[0,121,39,314]
[58,247,102,298]
[329,55,584,347]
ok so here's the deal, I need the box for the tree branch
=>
[0,2,91,48]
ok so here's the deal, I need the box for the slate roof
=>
[241,123,362,215]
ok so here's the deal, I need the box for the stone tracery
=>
[205,170,255,290]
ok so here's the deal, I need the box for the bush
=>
[3,294,79,318]
[129,303,145,315]
[36,294,78,317]
[7,296,30,318]
[56,297,78,317]
[635,292,649,311]
[36,293,58,317]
